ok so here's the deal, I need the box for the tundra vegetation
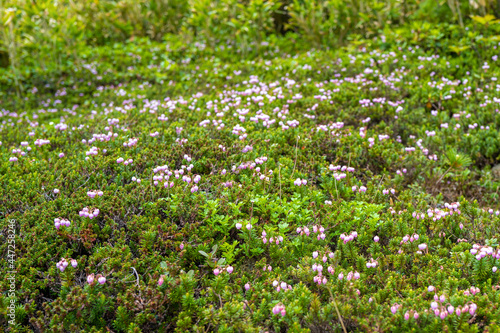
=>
[1,0,500,332]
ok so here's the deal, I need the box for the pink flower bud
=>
[213,268,220,276]
[158,275,164,286]
[226,266,233,274]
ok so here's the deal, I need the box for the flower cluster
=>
[294,178,307,186]
[272,304,286,316]
[87,190,104,198]
[213,266,234,275]
[87,273,106,285]
[340,231,358,243]
[79,207,100,219]
[430,301,477,318]
[54,218,71,230]
[470,244,500,260]
[56,258,77,272]
[262,231,284,245]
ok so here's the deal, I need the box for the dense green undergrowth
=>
[1,6,500,333]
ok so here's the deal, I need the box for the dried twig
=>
[131,267,140,286]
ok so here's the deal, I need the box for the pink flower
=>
[226,266,234,274]
[272,304,286,316]
[213,268,220,276]
[98,276,106,284]
[87,274,95,284]
[158,275,164,286]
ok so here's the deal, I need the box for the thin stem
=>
[334,179,339,200]
[327,287,347,333]
[278,165,282,200]
[292,135,300,176]
[436,166,452,185]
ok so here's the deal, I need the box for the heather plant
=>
[1,2,500,332]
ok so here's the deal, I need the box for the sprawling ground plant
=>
[1,9,500,333]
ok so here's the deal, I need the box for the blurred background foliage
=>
[0,0,499,89]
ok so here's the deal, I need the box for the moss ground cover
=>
[2,5,500,333]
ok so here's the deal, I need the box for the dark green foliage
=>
[1,2,500,332]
